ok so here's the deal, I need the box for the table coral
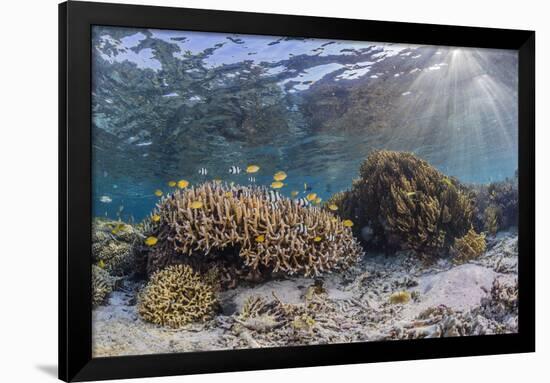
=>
[138,264,217,328]
[144,182,363,277]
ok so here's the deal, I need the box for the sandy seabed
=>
[92,232,518,357]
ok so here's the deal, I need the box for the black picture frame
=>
[59,1,535,381]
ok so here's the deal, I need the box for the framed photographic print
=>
[59,1,535,381]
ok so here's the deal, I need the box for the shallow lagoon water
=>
[92,27,517,221]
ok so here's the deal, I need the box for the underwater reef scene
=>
[91,26,519,357]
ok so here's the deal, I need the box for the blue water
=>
[92,27,518,222]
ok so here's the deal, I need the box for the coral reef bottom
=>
[92,231,518,357]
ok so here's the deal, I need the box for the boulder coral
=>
[145,183,363,277]
[92,265,117,307]
[328,150,475,255]
[92,218,141,276]
[138,264,217,328]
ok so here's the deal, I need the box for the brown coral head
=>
[138,264,217,328]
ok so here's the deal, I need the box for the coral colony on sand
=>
[90,28,520,356]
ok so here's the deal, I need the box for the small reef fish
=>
[406,191,417,197]
[248,177,256,183]
[306,193,317,202]
[167,181,177,187]
[442,177,453,187]
[229,166,241,174]
[144,236,158,246]
[198,168,208,176]
[177,179,189,189]
[291,191,299,198]
[294,223,308,235]
[190,201,203,209]
[271,181,284,189]
[111,223,126,235]
[266,190,283,203]
[314,236,322,242]
[314,197,322,204]
[98,259,106,269]
[255,235,265,243]
[151,214,161,222]
[154,189,163,197]
[246,165,260,173]
[100,195,112,203]
[295,197,309,207]
[273,171,287,181]
[224,191,233,198]
[328,204,338,211]
[343,219,354,227]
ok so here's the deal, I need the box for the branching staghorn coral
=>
[138,264,217,328]
[145,183,363,277]
[92,265,117,307]
[451,228,486,264]
[328,150,475,255]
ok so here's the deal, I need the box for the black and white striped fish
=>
[248,176,256,183]
[265,190,282,203]
[294,197,309,207]
[198,167,208,176]
[228,166,241,174]
[294,223,308,235]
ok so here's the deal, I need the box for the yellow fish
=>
[406,191,417,197]
[314,236,322,242]
[190,201,203,209]
[224,191,233,198]
[306,193,317,202]
[154,189,163,197]
[255,235,265,243]
[328,204,338,211]
[271,181,284,189]
[151,214,161,222]
[343,219,354,227]
[98,259,106,269]
[168,181,177,187]
[273,171,287,181]
[145,236,158,246]
[246,165,260,173]
[177,179,189,189]
[111,223,126,234]
[315,197,322,204]
[291,191,299,198]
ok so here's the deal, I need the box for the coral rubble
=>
[145,183,363,277]
[138,264,217,328]
[328,150,475,255]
